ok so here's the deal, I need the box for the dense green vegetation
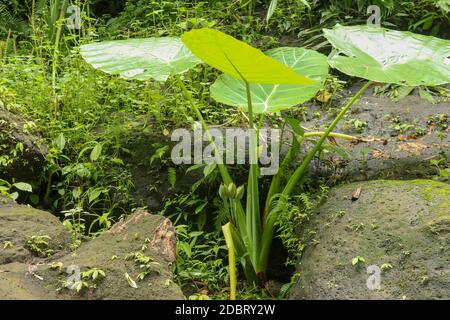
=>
[0,0,449,300]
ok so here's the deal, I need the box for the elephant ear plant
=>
[181,28,330,287]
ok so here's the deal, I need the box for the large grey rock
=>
[0,206,184,300]
[290,179,450,300]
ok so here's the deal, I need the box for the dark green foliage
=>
[0,1,30,36]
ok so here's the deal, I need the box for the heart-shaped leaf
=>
[210,47,328,113]
[80,37,201,82]
[324,24,450,86]
[181,28,314,85]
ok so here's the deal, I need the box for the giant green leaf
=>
[210,47,328,113]
[181,28,315,85]
[80,37,201,82]
[324,24,450,86]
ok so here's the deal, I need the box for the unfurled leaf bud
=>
[219,184,228,200]
[235,185,245,200]
[227,183,237,199]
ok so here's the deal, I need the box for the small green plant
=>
[188,293,211,300]
[430,158,450,180]
[334,210,346,219]
[351,256,366,266]
[350,222,365,232]
[60,278,90,293]
[59,267,106,293]
[49,261,64,272]
[344,118,367,133]
[27,235,54,257]
[76,280,90,292]
[87,212,114,236]
[316,75,346,108]
[390,116,426,137]
[81,267,106,282]
[403,250,412,257]
[126,252,161,281]
[2,241,13,249]
[62,207,87,245]
[381,263,393,271]
[428,114,449,133]
[0,179,32,202]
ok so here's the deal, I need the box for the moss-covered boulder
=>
[0,203,72,265]
[0,206,184,300]
[290,179,449,300]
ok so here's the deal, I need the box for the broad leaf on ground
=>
[324,24,450,86]
[80,37,201,82]
[210,47,328,113]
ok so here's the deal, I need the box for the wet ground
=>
[299,83,449,183]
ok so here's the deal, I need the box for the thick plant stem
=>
[282,81,373,196]
[262,131,360,222]
[303,132,362,140]
[259,81,373,273]
[222,223,237,300]
[177,76,248,237]
[177,76,255,280]
[176,76,233,184]
[245,81,261,274]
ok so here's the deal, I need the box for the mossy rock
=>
[0,204,72,264]
[39,208,183,300]
[0,204,73,299]
[0,207,184,300]
[290,179,449,300]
